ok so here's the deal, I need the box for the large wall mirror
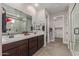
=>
[2,4,32,34]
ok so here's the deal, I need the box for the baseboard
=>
[63,39,69,45]
[63,42,68,45]
[55,37,63,39]
[50,39,55,42]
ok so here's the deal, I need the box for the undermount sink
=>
[2,34,25,44]
[9,35,14,38]
[2,32,44,44]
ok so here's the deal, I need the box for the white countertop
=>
[2,32,44,45]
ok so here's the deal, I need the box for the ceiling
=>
[24,3,69,15]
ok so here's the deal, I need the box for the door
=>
[54,15,64,42]
[55,28,63,42]
[17,44,28,56]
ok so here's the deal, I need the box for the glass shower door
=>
[71,4,79,56]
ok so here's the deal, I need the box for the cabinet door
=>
[17,44,28,56]
[29,37,37,56]
[41,35,44,46]
[38,37,41,49]
[37,35,44,50]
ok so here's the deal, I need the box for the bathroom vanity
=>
[2,33,44,56]
[2,4,44,56]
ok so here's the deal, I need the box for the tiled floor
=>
[33,41,72,56]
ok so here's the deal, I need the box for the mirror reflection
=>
[2,4,32,34]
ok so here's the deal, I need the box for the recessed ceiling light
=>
[34,3,39,7]
[53,17,56,19]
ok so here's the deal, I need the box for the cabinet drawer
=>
[29,37,37,42]
[2,48,17,56]
[2,39,28,56]
[2,39,28,52]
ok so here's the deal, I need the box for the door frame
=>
[53,15,64,43]
[0,4,2,56]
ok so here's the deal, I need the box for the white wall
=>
[0,4,2,56]
[49,14,54,41]
[68,4,75,50]
[32,9,46,33]
[45,10,50,43]
[36,9,47,47]
[36,9,45,25]
[64,10,69,44]
[36,9,50,46]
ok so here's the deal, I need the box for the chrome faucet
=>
[8,33,14,38]
[7,29,14,38]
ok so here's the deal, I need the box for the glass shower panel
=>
[71,4,79,55]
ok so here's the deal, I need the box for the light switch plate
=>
[74,28,79,35]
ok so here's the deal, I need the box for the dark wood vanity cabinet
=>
[2,35,44,56]
[28,37,38,56]
[2,39,28,56]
